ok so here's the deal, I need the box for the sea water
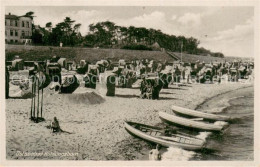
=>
[131,86,254,161]
[197,90,254,160]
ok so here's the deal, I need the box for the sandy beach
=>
[6,81,253,160]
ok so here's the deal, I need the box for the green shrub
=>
[121,44,152,51]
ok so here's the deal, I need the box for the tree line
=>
[31,14,224,58]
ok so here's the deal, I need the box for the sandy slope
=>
[5,82,253,160]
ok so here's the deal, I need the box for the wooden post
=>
[41,84,43,118]
[33,76,36,118]
[30,77,34,119]
[36,78,40,122]
[30,74,45,122]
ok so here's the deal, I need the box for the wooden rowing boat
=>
[171,105,231,121]
[124,121,206,150]
[159,112,225,132]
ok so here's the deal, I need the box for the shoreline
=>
[196,86,254,160]
[195,84,254,111]
[114,83,254,161]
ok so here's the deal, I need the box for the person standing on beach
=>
[149,144,161,161]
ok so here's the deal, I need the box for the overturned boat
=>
[171,105,231,121]
[159,112,226,132]
[124,121,206,151]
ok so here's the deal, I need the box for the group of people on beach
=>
[6,55,254,100]
[79,57,254,99]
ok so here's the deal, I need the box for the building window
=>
[15,40,18,43]
[10,30,13,36]
[22,31,25,37]
[5,20,6,26]
[15,20,18,27]
[22,21,25,27]
[27,22,30,28]
[10,20,13,26]
[10,40,14,43]
[15,30,18,36]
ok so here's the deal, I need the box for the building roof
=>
[19,15,34,19]
[5,14,19,20]
[152,42,161,48]
[5,13,33,20]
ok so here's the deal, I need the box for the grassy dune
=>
[168,52,245,63]
[169,52,224,63]
[5,44,171,63]
[6,44,243,64]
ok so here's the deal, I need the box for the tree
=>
[74,23,81,33]
[45,22,52,31]
[36,18,225,57]
[127,26,136,43]
[45,17,82,46]
[24,11,35,19]
[32,26,43,45]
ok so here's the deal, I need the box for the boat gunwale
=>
[125,121,205,148]
[158,112,224,131]
[171,105,231,121]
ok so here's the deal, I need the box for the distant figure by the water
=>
[149,144,161,161]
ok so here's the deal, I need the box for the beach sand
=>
[5,81,253,160]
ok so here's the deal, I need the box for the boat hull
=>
[124,122,205,151]
[159,112,223,132]
[171,105,231,121]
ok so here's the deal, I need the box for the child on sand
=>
[51,117,61,132]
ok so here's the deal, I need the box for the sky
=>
[5,6,254,57]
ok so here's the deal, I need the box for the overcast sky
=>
[6,6,254,57]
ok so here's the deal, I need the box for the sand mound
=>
[45,87,105,105]
[65,91,105,104]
